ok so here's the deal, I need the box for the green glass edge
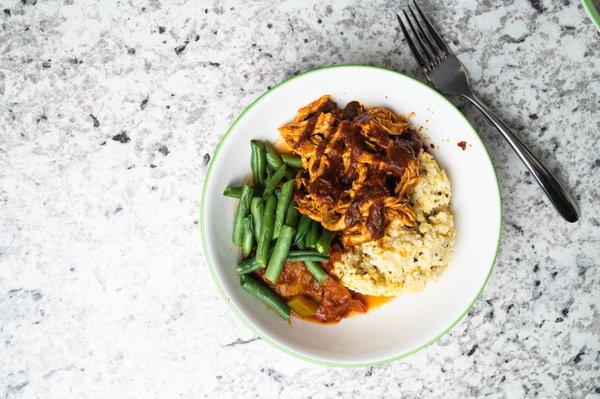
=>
[200,64,503,368]
[582,0,600,31]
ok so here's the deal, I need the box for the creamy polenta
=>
[333,152,455,296]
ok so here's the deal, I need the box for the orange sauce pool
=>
[299,295,396,324]
[365,295,395,309]
[342,295,396,320]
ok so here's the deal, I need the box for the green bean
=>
[242,216,254,258]
[273,189,283,238]
[264,142,284,171]
[256,194,277,267]
[250,197,264,242]
[287,250,329,262]
[304,220,320,249]
[281,154,302,168]
[250,140,266,185]
[232,184,253,246]
[294,215,311,245]
[223,185,243,198]
[315,230,336,254]
[272,180,294,239]
[264,225,295,283]
[240,274,290,320]
[236,258,260,275]
[304,260,329,284]
[263,163,286,198]
[284,202,298,228]
[296,238,306,250]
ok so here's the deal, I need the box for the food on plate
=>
[225,95,455,323]
[333,152,455,296]
[279,95,422,247]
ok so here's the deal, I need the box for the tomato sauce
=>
[255,244,394,323]
[254,260,365,323]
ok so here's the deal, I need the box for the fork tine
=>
[412,1,452,56]
[402,10,435,69]
[407,5,442,62]
[396,13,429,71]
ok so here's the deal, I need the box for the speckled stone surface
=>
[1,0,599,397]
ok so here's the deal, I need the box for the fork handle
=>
[463,93,580,223]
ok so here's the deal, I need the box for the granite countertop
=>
[1,0,598,397]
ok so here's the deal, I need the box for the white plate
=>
[201,65,501,367]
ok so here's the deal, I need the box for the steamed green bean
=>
[256,194,277,267]
[263,164,286,198]
[315,230,336,254]
[304,220,320,248]
[242,216,254,258]
[304,260,329,284]
[236,258,260,275]
[287,250,329,262]
[250,197,264,242]
[232,184,253,246]
[250,140,266,185]
[272,179,294,239]
[294,215,311,244]
[264,225,294,282]
[223,185,243,198]
[284,202,298,228]
[264,142,284,171]
[281,154,302,168]
[240,274,290,320]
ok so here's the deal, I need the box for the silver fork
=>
[397,2,579,223]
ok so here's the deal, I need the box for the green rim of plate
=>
[582,0,600,31]
[200,64,503,368]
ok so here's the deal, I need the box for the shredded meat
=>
[279,95,422,247]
